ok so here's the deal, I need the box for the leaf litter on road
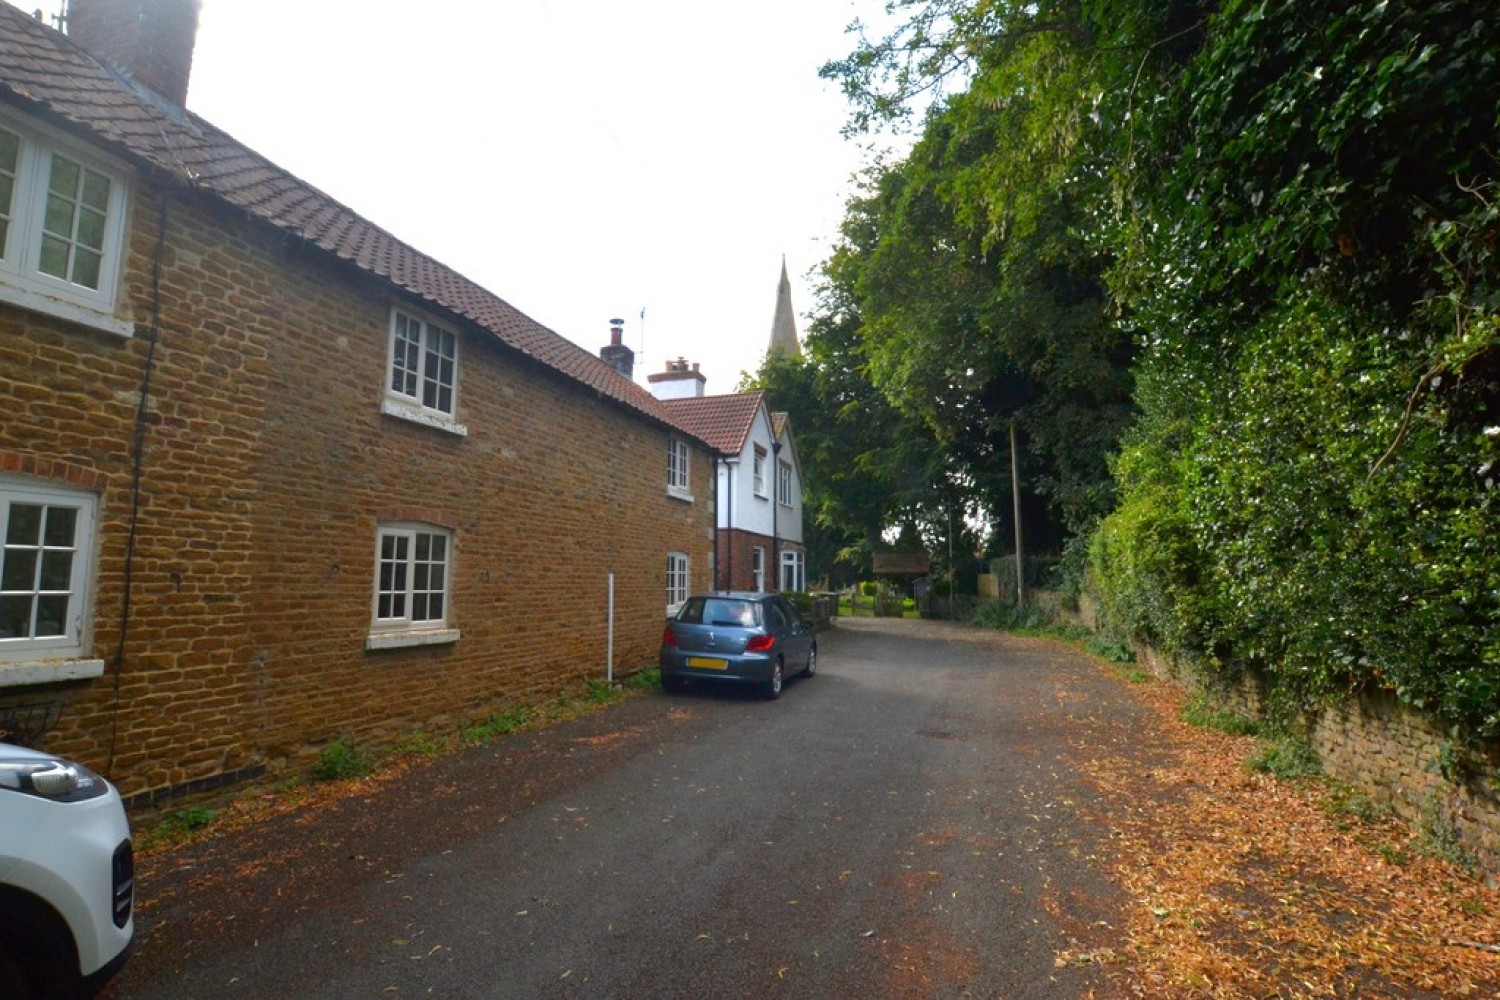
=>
[1067,664,1500,997]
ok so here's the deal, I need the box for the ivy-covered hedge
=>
[1091,0,1500,736]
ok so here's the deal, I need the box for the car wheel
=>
[803,645,817,678]
[661,672,686,694]
[765,660,783,700]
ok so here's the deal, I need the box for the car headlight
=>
[0,756,110,802]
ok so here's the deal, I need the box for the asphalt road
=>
[108,616,1161,999]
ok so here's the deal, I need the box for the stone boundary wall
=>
[1039,590,1500,876]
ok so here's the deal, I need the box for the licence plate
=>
[687,656,728,669]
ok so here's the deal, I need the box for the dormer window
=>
[381,307,468,435]
[0,113,131,335]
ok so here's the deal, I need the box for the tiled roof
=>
[771,411,790,441]
[0,6,706,445]
[661,392,767,456]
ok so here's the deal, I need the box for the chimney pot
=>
[599,318,634,380]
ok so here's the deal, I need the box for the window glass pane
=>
[76,208,106,251]
[71,247,102,289]
[2,549,37,590]
[0,129,17,173]
[436,384,452,414]
[39,551,72,591]
[81,169,110,212]
[39,234,68,278]
[48,154,79,195]
[415,533,430,561]
[412,593,429,620]
[43,191,74,238]
[413,563,428,591]
[429,563,444,589]
[429,535,445,560]
[6,503,42,545]
[34,595,67,636]
[0,595,30,638]
[377,594,392,618]
[42,507,77,547]
[390,592,406,617]
[428,593,443,620]
[390,561,407,591]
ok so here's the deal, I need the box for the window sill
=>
[667,487,694,503]
[0,658,106,688]
[365,628,460,651]
[381,397,469,437]
[0,283,134,338]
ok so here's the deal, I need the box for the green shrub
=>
[311,738,370,782]
[1084,635,1136,664]
[1180,693,1258,736]
[1248,736,1322,781]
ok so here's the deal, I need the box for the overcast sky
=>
[14,0,894,394]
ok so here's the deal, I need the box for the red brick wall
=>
[1,177,714,801]
[717,529,803,592]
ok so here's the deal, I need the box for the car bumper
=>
[660,651,776,685]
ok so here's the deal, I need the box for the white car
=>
[0,743,134,998]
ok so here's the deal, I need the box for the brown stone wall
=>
[1124,633,1500,875]
[2,177,714,803]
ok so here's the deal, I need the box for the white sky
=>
[14,0,893,394]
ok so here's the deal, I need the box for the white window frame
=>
[0,478,102,677]
[0,111,132,337]
[777,460,793,507]
[752,446,767,498]
[667,437,692,500]
[666,551,689,613]
[752,546,765,592]
[366,523,459,650]
[381,307,468,436]
[780,549,804,593]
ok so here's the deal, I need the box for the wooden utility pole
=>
[1011,419,1026,607]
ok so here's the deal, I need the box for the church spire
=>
[768,256,801,358]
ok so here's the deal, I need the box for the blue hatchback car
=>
[659,592,817,700]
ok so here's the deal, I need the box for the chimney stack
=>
[646,357,708,400]
[599,318,635,380]
[67,0,203,107]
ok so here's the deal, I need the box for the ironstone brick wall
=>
[1126,631,1500,875]
[1,176,714,805]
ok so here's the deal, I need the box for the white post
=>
[607,573,615,686]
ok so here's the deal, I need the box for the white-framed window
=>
[0,479,97,664]
[372,523,452,634]
[667,438,691,499]
[382,307,468,435]
[752,445,767,497]
[752,546,765,592]
[777,460,793,507]
[780,550,804,593]
[666,551,689,612]
[0,112,131,335]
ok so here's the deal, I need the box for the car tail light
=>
[745,634,774,653]
[661,625,677,647]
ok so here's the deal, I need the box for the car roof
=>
[689,591,775,602]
